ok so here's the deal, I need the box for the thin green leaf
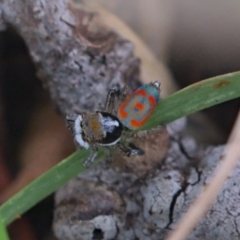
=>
[0,72,240,226]
[141,71,240,131]
[0,148,90,225]
[0,214,9,240]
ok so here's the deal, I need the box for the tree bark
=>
[0,0,141,115]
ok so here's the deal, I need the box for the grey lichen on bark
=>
[0,0,140,115]
[54,123,240,240]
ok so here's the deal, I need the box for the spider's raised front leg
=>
[131,125,163,138]
[118,85,130,104]
[83,144,98,168]
[65,114,78,135]
[104,84,130,114]
[104,84,121,114]
[104,146,113,164]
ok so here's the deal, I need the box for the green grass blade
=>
[141,72,240,131]
[0,149,89,225]
[0,214,9,240]
[0,72,240,226]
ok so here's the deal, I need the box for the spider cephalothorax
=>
[66,81,161,167]
[79,112,122,145]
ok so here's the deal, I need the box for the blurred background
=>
[0,1,240,239]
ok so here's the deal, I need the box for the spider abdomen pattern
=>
[117,81,160,130]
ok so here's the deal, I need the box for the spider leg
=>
[104,84,121,114]
[65,114,78,135]
[117,142,144,157]
[118,85,130,103]
[131,125,163,138]
[105,146,113,164]
[83,144,98,168]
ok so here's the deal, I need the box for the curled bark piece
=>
[53,125,240,239]
[54,179,125,240]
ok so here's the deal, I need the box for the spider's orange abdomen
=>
[117,82,160,130]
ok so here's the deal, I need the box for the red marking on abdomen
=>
[135,89,147,97]
[130,118,145,128]
[134,102,144,111]
[148,95,156,108]
[118,89,147,119]
[118,105,128,118]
